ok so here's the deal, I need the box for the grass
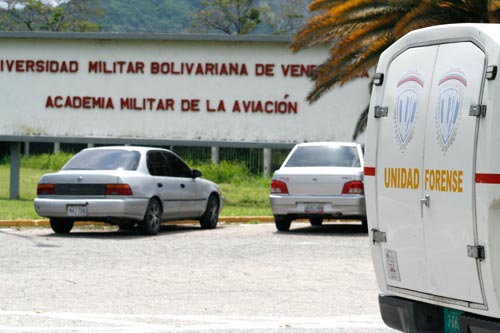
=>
[0,154,273,220]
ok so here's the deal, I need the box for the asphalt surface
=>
[0,221,397,332]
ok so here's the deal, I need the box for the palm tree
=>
[291,0,500,139]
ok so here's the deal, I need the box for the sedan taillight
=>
[342,180,364,195]
[37,183,55,195]
[271,179,289,194]
[105,184,133,196]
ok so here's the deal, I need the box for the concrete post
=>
[211,146,220,165]
[54,142,60,153]
[263,148,272,178]
[9,142,21,200]
[24,141,30,156]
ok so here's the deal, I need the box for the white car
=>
[269,142,366,231]
[34,146,223,235]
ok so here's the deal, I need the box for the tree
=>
[0,0,103,32]
[291,0,500,139]
[192,0,264,34]
[259,0,310,35]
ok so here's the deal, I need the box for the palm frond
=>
[294,0,495,106]
[308,0,345,12]
[489,0,500,11]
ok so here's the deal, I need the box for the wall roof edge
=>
[0,31,292,44]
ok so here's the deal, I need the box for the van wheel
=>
[310,218,323,226]
[50,218,74,234]
[200,194,219,229]
[274,215,291,231]
[140,199,162,235]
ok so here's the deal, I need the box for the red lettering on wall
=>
[255,63,275,76]
[181,99,200,112]
[88,61,145,74]
[0,60,78,73]
[45,96,114,109]
[281,64,316,77]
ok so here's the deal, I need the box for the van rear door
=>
[421,42,485,304]
[374,42,485,305]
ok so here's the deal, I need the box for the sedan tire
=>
[199,194,219,229]
[309,218,323,226]
[140,199,162,235]
[274,215,292,232]
[50,218,74,234]
[361,218,368,232]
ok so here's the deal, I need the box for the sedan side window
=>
[147,151,171,176]
[164,152,193,178]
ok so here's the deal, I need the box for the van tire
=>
[274,215,291,231]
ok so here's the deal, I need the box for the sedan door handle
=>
[157,183,163,188]
[180,184,185,188]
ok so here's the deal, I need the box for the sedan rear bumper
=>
[34,197,149,221]
[269,194,366,219]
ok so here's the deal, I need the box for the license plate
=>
[443,307,462,333]
[304,203,324,213]
[67,205,87,217]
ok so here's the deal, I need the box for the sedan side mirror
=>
[192,169,202,178]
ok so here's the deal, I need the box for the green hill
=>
[93,0,203,33]
[91,0,309,34]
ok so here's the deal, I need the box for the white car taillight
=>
[105,184,133,196]
[342,180,364,195]
[271,179,289,194]
[37,183,55,195]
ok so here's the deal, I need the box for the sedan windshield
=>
[62,150,141,171]
[285,146,361,168]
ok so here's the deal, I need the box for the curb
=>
[0,216,276,228]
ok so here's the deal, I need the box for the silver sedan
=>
[34,146,223,235]
[269,142,366,231]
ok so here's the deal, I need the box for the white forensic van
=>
[365,24,500,332]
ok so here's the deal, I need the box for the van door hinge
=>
[374,106,388,118]
[372,229,387,244]
[470,105,487,117]
[467,245,485,260]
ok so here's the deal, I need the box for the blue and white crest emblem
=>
[435,69,466,153]
[394,71,424,151]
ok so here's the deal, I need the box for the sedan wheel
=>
[50,218,74,234]
[361,218,368,232]
[200,194,219,229]
[140,199,162,235]
[274,215,292,231]
[309,218,323,226]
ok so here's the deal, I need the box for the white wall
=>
[0,35,370,144]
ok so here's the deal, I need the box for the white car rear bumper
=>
[34,197,149,221]
[269,194,366,218]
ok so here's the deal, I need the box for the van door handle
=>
[180,184,185,188]
[157,183,163,188]
[420,195,430,218]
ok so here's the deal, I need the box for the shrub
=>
[21,152,73,170]
[193,161,251,184]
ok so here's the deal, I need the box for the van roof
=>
[380,23,500,64]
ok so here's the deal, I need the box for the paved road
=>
[0,222,397,332]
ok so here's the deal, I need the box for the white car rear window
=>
[63,150,141,171]
[285,146,360,168]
